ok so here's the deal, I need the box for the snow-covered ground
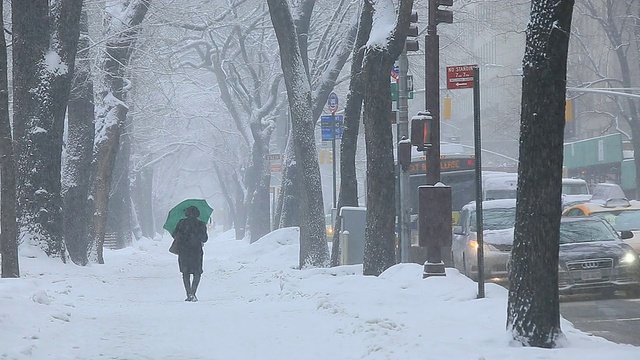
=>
[1,227,639,359]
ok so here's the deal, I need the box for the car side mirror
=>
[620,230,634,239]
[453,225,464,235]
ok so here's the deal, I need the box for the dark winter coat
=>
[173,212,208,274]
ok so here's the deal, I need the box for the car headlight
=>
[620,252,638,265]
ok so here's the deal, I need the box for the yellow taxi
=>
[563,198,640,253]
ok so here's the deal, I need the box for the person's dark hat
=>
[185,206,200,218]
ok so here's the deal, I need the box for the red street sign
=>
[446,64,477,90]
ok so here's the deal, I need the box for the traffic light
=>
[397,136,412,171]
[405,11,419,52]
[429,0,453,26]
[411,111,433,152]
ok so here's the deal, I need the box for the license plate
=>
[581,269,602,281]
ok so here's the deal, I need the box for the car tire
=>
[626,287,640,298]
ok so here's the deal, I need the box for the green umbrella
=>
[163,199,214,235]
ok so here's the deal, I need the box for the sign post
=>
[327,92,339,209]
[471,66,484,299]
[446,64,484,298]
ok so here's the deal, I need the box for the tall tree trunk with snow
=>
[63,9,94,266]
[89,1,150,264]
[132,167,155,238]
[268,0,329,268]
[234,171,247,239]
[507,0,574,348]
[106,124,133,248]
[276,130,301,229]
[331,1,373,267]
[0,0,19,278]
[12,0,83,259]
[213,164,237,232]
[276,0,357,227]
[361,0,413,276]
[247,123,274,242]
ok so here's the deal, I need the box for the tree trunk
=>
[248,123,273,243]
[89,0,150,263]
[63,9,94,265]
[234,171,247,240]
[106,128,133,248]
[12,0,83,259]
[507,0,575,348]
[360,0,413,276]
[0,0,19,278]
[277,1,356,227]
[213,163,237,232]
[276,129,301,229]
[132,167,155,239]
[361,49,397,276]
[268,0,329,268]
[331,1,372,267]
[90,102,127,263]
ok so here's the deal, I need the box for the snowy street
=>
[1,228,639,360]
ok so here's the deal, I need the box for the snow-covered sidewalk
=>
[1,228,639,359]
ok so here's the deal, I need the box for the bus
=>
[407,154,477,218]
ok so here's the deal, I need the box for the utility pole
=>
[422,0,453,275]
[398,51,410,263]
[425,0,453,185]
[397,11,419,263]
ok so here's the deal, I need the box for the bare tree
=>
[276,0,358,228]
[574,0,640,197]
[165,2,283,242]
[361,0,414,276]
[331,1,373,267]
[0,0,18,277]
[507,0,575,348]
[89,0,151,264]
[267,0,329,268]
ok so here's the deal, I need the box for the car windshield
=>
[562,183,589,195]
[590,209,640,231]
[560,220,618,244]
[470,207,516,231]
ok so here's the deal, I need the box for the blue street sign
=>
[321,115,344,141]
[327,92,339,112]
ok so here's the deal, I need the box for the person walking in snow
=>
[172,205,208,302]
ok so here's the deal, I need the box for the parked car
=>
[452,199,516,283]
[562,198,640,253]
[555,216,640,297]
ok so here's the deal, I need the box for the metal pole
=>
[424,18,444,271]
[398,50,411,263]
[332,112,337,209]
[472,67,485,299]
[425,30,440,185]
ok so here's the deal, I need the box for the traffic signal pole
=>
[398,50,411,263]
[422,0,453,277]
[425,24,440,187]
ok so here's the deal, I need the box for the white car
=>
[452,199,516,283]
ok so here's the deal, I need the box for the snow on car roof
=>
[463,198,516,210]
